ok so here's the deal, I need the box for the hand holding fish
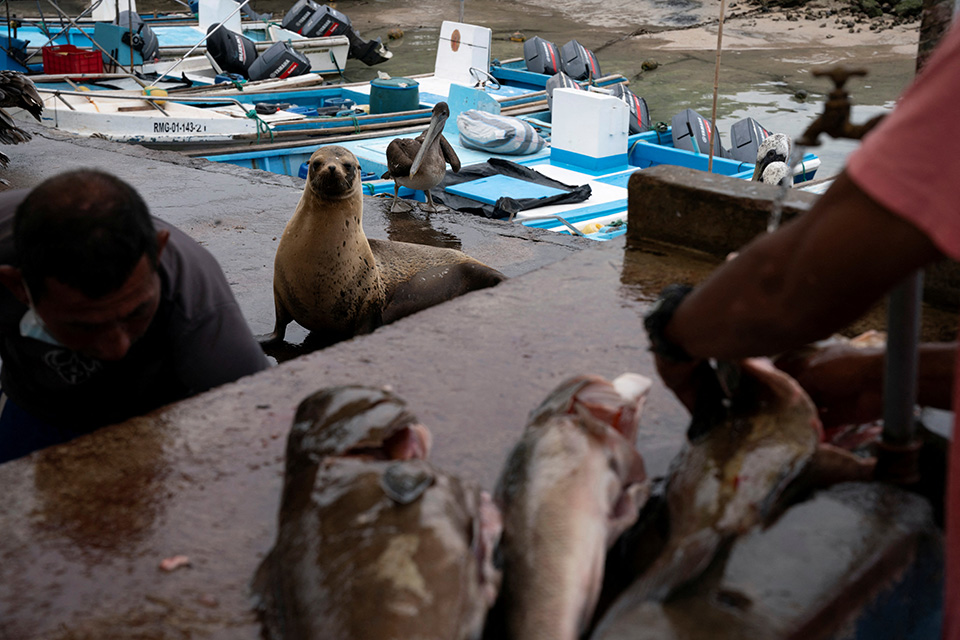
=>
[775,339,885,430]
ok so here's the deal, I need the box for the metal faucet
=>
[796,67,886,146]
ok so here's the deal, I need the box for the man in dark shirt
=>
[0,169,270,462]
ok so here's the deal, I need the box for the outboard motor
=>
[728,117,773,163]
[523,36,561,75]
[247,41,312,81]
[116,11,160,61]
[281,1,391,65]
[559,39,601,81]
[545,70,581,111]
[299,3,352,38]
[206,23,258,76]
[671,108,727,157]
[280,0,319,32]
[610,84,651,134]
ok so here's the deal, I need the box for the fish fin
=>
[802,444,875,489]
[590,529,723,637]
[619,528,722,603]
[764,445,875,524]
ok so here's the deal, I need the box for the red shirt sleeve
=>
[846,20,960,262]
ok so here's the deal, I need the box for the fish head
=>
[258,386,501,640]
[305,145,362,201]
[528,373,652,474]
[286,385,431,470]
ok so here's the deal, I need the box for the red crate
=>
[41,45,104,75]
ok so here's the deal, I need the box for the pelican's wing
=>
[385,138,418,179]
[438,134,461,173]
[0,71,42,122]
[0,108,31,145]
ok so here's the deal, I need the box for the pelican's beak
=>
[410,108,449,177]
[752,149,781,182]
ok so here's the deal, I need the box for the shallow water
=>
[13,0,919,176]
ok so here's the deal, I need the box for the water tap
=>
[796,66,886,146]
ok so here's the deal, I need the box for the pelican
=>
[757,161,792,187]
[382,102,461,213]
[751,132,791,183]
[0,71,42,182]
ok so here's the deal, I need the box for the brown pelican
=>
[757,161,792,187]
[0,71,42,180]
[382,102,461,213]
[751,132,791,183]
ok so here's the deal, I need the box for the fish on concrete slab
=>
[491,373,653,640]
[590,358,874,639]
[252,385,502,640]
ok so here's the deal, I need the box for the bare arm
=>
[655,172,946,413]
[775,341,956,428]
[665,172,944,359]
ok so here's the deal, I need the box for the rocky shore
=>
[621,0,922,52]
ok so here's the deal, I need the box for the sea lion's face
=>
[307,146,360,201]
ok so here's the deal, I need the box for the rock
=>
[893,0,922,17]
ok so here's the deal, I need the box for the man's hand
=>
[652,354,704,414]
[774,340,885,430]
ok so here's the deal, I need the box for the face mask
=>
[19,283,63,347]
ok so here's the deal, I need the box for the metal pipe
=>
[882,271,924,445]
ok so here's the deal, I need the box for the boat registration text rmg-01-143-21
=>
[153,121,209,134]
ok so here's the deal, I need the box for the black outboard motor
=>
[559,39,601,81]
[281,0,390,65]
[728,117,773,163]
[545,70,581,111]
[523,36,562,75]
[671,108,727,157]
[300,3,352,38]
[206,23,258,76]
[116,10,160,61]
[610,84,651,134]
[247,41,312,81]
[280,0,318,33]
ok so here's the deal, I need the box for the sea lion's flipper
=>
[258,292,295,347]
[381,260,505,324]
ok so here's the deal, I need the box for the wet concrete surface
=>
[0,124,951,637]
[0,123,714,638]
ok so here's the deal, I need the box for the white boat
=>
[27,89,276,143]
[17,22,629,149]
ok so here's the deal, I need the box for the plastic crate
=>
[41,45,104,75]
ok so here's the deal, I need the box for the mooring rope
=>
[245,109,274,142]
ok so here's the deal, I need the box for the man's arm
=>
[657,172,944,411]
[176,299,270,394]
[775,340,956,429]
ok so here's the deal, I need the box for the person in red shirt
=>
[646,20,960,638]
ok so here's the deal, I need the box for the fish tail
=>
[591,530,722,638]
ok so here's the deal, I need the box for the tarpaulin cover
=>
[433,158,592,219]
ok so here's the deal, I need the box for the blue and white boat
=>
[15,22,629,147]
[199,83,820,241]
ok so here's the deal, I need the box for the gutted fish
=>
[493,373,653,640]
[253,385,502,640]
[591,359,873,638]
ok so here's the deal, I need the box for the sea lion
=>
[261,145,506,347]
